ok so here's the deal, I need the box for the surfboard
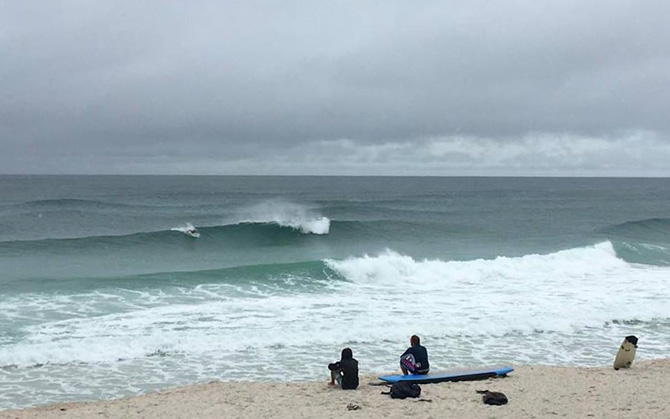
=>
[613,335,638,370]
[378,365,514,384]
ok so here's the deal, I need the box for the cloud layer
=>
[1,1,668,175]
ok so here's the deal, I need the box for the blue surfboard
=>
[378,365,513,384]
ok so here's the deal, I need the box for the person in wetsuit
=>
[328,347,359,389]
[400,335,429,375]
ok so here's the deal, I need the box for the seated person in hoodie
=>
[328,347,359,389]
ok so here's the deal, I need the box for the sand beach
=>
[2,359,669,419]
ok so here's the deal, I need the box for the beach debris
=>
[346,403,361,410]
[476,390,508,405]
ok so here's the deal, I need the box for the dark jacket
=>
[328,358,359,389]
[402,344,429,372]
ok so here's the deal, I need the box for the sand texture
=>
[2,359,669,419]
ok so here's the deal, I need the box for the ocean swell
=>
[235,201,330,235]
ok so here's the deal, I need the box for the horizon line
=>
[1,173,669,179]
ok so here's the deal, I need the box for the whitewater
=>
[1,175,669,410]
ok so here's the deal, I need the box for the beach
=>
[3,0,670,412]
[2,359,669,419]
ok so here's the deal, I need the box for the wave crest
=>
[325,241,626,285]
[170,223,200,237]
[237,201,330,235]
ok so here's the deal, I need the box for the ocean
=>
[1,175,669,410]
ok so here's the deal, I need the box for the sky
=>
[1,0,669,176]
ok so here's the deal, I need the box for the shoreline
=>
[2,359,669,419]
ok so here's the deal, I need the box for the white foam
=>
[325,241,629,286]
[171,223,200,238]
[2,242,670,409]
[3,242,669,366]
[237,201,330,234]
[287,216,330,234]
[324,242,670,333]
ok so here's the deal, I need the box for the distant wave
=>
[0,220,344,250]
[3,216,670,269]
[238,218,330,235]
[600,217,670,235]
[9,198,137,210]
[234,200,330,235]
[598,218,670,265]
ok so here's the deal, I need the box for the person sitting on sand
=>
[328,348,359,389]
[400,335,429,375]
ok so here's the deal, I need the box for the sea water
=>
[1,175,669,409]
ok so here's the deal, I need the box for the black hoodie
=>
[328,351,359,389]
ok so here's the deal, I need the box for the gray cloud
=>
[1,1,668,174]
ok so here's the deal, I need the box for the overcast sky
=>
[1,1,669,175]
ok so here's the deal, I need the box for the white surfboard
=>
[613,335,638,370]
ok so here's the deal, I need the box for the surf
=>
[233,200,330,235]
[2,240,670,410]
[0,219,334,247]
[599,217,670,265]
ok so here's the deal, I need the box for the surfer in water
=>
[400,335,429,375]
[185,226,200,238]
[328,348,359,389]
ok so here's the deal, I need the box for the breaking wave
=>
[235,201,330,235]
[599,218,670,265]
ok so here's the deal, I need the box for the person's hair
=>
[341,348,353,360]
[411,335,420,346]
